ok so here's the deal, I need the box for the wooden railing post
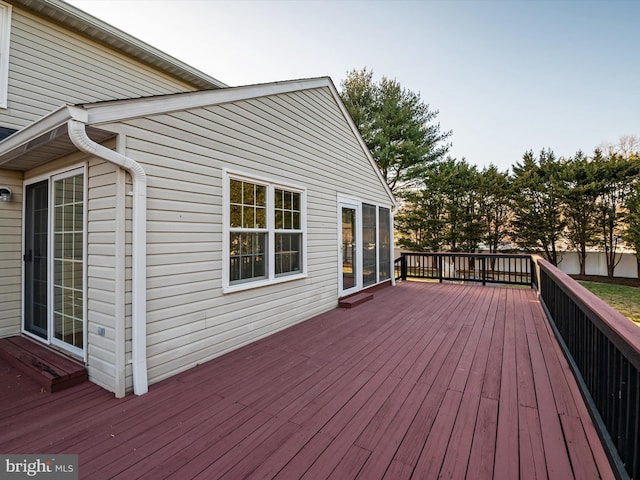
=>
[401,253,407,281]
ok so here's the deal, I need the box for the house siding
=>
[0,7,199,130]
[85,151,128,394]
[98,86,392,388]
[0,168,22,338]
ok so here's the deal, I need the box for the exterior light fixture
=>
[0,186,12,202]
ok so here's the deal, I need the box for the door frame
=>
[338,197,362,297]
[22,164,87,361]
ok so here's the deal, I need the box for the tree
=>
[340,68,451,195]
[511,149,566,265]
[600,134,640,159]
[625,187,640,278]
[478,165,512,254]
[560,151,600,275]
[593,150,640,277]
[439,159,483,252]
[395,161,450,253]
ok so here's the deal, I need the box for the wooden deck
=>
[0,282,615,479]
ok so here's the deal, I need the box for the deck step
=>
[339,292,374,308]
[0,336,87,393]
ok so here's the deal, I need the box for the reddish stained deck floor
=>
[0,282,615,479]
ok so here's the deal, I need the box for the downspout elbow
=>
[67,119,149,396]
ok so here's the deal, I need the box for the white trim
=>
[222,168,307,294]
[338,199,361,297]
[49,166,87,360]
[0,1,10,109]
[85,78,333,124]
[21,164,88,361]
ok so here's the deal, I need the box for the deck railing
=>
[394,252,535,287]
[537,259,639,479]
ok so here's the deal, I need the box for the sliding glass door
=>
[23,168,85,357]
[338,200,392,296]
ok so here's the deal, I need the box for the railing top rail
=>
[400,251,532,259]
[537,258,640,364]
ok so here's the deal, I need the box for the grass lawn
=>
[579,281,640,326]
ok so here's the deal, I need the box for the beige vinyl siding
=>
[0,8,199,130]
[85,153,127,394]
[98,86,391,387]
[0,169,22,338]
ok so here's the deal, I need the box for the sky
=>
[67,0,639,172]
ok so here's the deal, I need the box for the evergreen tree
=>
[625,187,640,278]
[594,150,640,277]
[478,165,512,254]
[560,151,600,275]
[511,149,566,265]
[340,68,451,195]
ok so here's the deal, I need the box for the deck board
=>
[0,282,616,479]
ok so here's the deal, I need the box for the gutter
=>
[67,118,149,396]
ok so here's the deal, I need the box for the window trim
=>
[223,169,307,293]
[0,1,11,109]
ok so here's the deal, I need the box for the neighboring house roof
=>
[0,76,397,206]
[9,0,227,90]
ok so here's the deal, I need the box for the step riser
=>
[0,337,87,393]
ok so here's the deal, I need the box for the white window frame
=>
[223,169,307,293]
[0,1,11,109]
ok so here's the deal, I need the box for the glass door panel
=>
[52,174,84,351]
[24,180,48,338]
[362,203,377,287]
[341,206,357,293]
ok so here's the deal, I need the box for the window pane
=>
[53,173,84,349]
[275,189,301,231]
[243,182,254,205]
[230,204,242,228]
[229,232,267,283]
[379,207,391,280]
[362,203,377,287]
[276,233,301,276]
[230,179,243,204]
[255,206,266,229]
[231,180,267,229]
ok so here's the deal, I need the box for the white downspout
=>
[67,119,149,395]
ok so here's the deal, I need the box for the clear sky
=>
[67,0,639,172]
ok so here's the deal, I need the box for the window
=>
[229,179,267,283]
[0,2,11,109]
[274,188,302,276]
[225,173,305,291]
